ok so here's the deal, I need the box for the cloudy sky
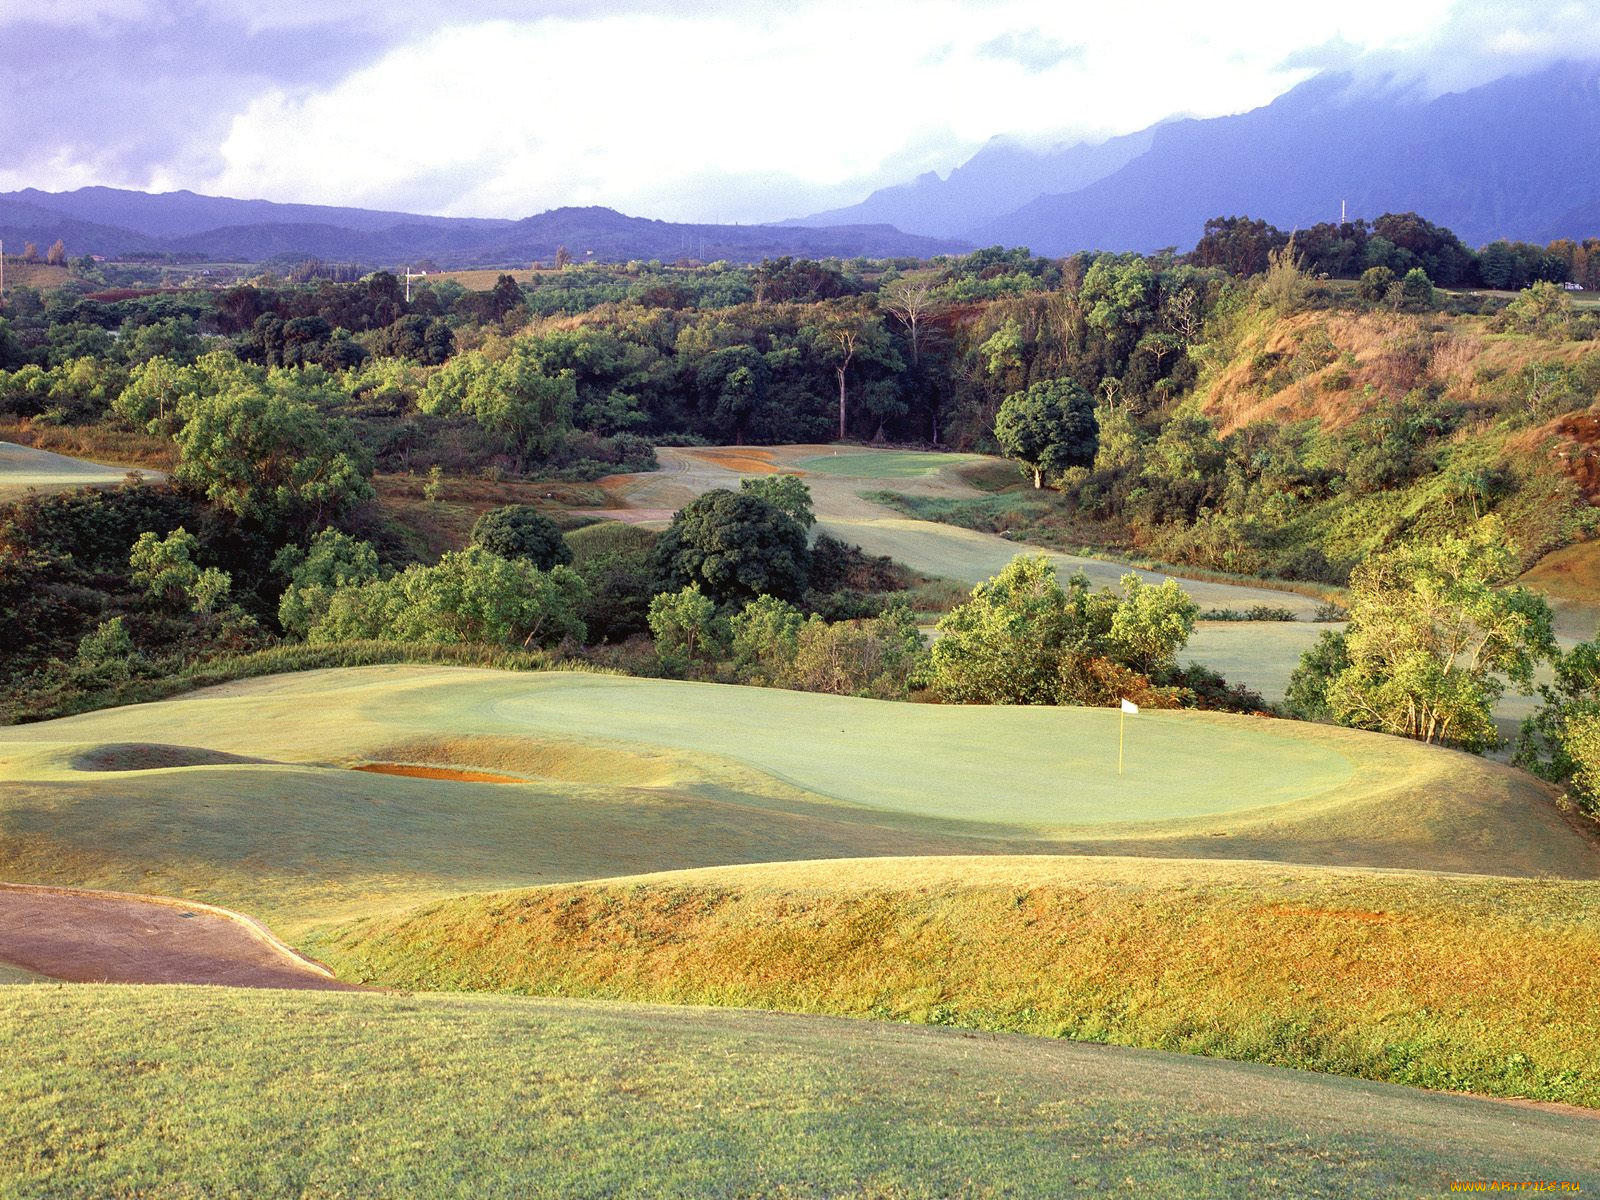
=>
[5,0,1599,222]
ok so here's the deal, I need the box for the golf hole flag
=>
[1118,698,1138,774]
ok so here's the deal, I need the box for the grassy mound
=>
[67,743,267,772]
[308,855,1600,1108]
[4,987,1596,1199]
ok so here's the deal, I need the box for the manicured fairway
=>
[0,440,162,497]
[3,987,1594,1200]
[792,449,991,477]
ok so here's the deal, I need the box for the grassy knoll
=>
[308,855,1600,1108]
[3,987,1596,1199]
[0,670,1589,925]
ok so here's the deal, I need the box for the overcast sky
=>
[4,0,1600,222]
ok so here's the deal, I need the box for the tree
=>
[171,378,373,529]
[729,594,804,684]
[46,240,66,267]
[309,547,587,647]
[786,606,925,699]
[1514,637,1600,815]
[994,377,1098,489]
[653,489,811,606]
[739,474,814,529]
[1322,519,1556,751]
[554,246,573,270]
[883,281,936,366]
[470,506,572,570]
[129,527,232,614]
[21,242,37,263]
[420,343,574,469]
[647,582,721,664]
[927,556,1196,707]
[274,529,382,638]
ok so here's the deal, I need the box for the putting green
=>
[1,668,1351,829]
[792,449,990,478]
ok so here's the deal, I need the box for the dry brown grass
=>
[1,259,70,291]
[309,854,1600,1107]
[0,420,173,471]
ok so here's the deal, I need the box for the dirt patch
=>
[354,763,527,785]
[70,743,268,772]
[0,883,353,990]
[686,447,792,475]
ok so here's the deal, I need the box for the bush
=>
[470,505,573,570]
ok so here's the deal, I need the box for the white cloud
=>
[204,0,1468,221]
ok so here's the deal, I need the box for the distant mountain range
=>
[0,189,966,267]
[7,61,1600,269]
[796,60,1600,255]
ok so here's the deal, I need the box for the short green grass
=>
[308,855,1600,1108]
[792,449,990,478]
[3,987,1595,1199]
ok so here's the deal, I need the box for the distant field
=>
[792,449,991,478]
[9,988,1593,1199]
[0,258,70,291]
[0,440,164,498]
[413,268,537,289]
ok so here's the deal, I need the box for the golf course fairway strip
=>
[605,445,1326,617]
[3,988,1595,1199]
[0,883,351,989]
[0,440,163,498]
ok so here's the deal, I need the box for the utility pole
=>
[405,266,426,303]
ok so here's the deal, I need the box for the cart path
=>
[0,883,354,990]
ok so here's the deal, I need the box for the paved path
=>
[0,883,353,989]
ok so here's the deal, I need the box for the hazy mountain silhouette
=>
[0,191,967,266]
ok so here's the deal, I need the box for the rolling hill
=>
[0,189,967,268]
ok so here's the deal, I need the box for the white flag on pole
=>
[1120,698,1140,714]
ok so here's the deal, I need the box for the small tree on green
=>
[470,506,572,570]
[994,378,1098,489]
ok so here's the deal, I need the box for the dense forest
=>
[2,208,1598,804]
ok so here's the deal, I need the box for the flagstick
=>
[1118,707,1125,776]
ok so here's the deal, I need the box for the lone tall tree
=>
[994,377,1099,488]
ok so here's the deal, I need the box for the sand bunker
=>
[354,763,527,785]
[359,734,708,789]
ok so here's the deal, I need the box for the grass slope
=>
[310,855,1600,1108]
[0,669,1588,938]
[4,987,1596,1199]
